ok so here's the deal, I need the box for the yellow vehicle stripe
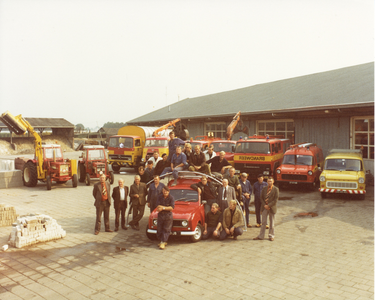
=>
[234,153,284,162]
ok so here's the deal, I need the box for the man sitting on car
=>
[190,175,220,215]
[206,151,232,178]
[202,203,222,240]
[188,145,210,175]
[220,200,244,240]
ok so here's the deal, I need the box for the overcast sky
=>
[0,0,373,129]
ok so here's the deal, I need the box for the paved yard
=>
[0,162,373,299]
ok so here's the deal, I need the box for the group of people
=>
[92,131,279,248]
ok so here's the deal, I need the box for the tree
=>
[75,123,85,133]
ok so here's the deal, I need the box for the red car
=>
[146,172,222,242]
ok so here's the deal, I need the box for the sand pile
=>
[0,135,74,155]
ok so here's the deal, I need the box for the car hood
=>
[150,202,200,219]
[322,170,362,181]
[279,165,310,173]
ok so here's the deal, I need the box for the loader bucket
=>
[0,111,27,135]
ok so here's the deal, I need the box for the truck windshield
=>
[169,189,198,202]
[109,137,133,148]
[145,139,168,147]
[324,159,362,171]
[44,148,63,159]
[283,155,313,166]
[212,142,234,153]
[235,142,270,154]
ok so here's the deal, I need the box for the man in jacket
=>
[188,145,210,175]
[240,173,252,228]
[128,175,148,231]
[216,179,236,212]
[190,176,220,215]
[253,177,279,241]
[93,173,113,235]
[154,153,170,176]
[202,203,222,240]
[253,174,268,227]
[220,200,244,240]
[111,178,128,231]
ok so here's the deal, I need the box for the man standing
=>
[160,146,187,186]
[147,175,165,213]
[220,200,244,240]
[253,177,279,241]
[93,173,113,235]
[156,186,175,250]
[202,203,222,240]
[128,175,148,231]
[240,173,252,228]
[253,174,268,227]
[111,178,128,231]
[224,167,242,200]
[206,151,232,178]
[190,176,219,215]
[167,131,185,162]
[154,153,170,176]
[217,179,236,212]
[188,145,210,175]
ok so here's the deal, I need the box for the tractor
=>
[78,145,114,186]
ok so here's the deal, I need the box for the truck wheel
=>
[72,174,78,188]
[109,171,114,184]
[357,193,365,200]
[78,163,86,182]
[46,175,52,190]
[23,161,38,187]
[310,180,318,191]
[85,173,91,186]
[146,225,157,240]
[112,163,120,173]
[133,166,139,173]
[190,224,203,243]
[320,192,327,199]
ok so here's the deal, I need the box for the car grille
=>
[172,219,188,227]
[109,155,132,160]
[282,174,307,181]
[235,163,271,178]
[326,181,357,189]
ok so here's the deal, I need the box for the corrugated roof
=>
[0,117,74,129]
[128,62,374,124]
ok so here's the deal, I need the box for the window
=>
[352,117,374,159]
[205,122,226,139]
[257,119,294,143]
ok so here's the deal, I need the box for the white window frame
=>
[350,116,374,160]
[204,122,226,139]
[256,119,294,142]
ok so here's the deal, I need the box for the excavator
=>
[226,111,248,140]
[0,111,78,190]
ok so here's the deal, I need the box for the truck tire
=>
[46,175,52,190]
[72,174,78,188]
[85,173,91,186]
[112,163,120,173]
[23,161,38,187]
[109,171,114,184]
[78,163,86,182]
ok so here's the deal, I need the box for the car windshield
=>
[87,149,105,160]
[170,189,199,202]
[283,155,313,166]
[324,159,362,171]
[235,142,270,154]
[44,148,63,159]
[145,139,168,147]
[212,142,234,153]
[109,137,133,148]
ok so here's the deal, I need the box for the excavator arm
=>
[0,111,45,179]
[226,111,249,140]
[153,118,181,137]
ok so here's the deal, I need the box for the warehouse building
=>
[128,62,374,173]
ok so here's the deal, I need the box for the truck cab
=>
[141,136,169,165]
[107,135,142,172]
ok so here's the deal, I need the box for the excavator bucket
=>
[0,111,27,135]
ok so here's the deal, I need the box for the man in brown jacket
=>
[220,200,244,240]
[93,173,112,235]
[128,175,148,231]
[253,177,279,241]
[111,178,129,231]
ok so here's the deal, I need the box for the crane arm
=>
[226,111,241,140]
[153,118,181,136]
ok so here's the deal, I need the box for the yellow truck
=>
[319,149,366,200]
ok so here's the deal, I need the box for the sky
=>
[0,0,373,129]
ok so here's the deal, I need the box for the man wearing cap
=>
[240,173,252,228]
[253,174,268,227]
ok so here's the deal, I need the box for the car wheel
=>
[112,163,120,173]
[109,171,114,184]
[320,192,327,199]
[23,161,38,187]
[146,225,157,240]
[46,175,52,190]
[78,163,86,182]
[85,173,91,186]
[72,174,78,188]
[190,223,203,243]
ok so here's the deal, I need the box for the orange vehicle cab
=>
[210,140,237,166]
[275,143,324,189]
[234,135,291,180]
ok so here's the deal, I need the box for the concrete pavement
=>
[0,166,373,299]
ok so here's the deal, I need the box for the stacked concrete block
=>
[0,159,23,189]
[0,204,17,227]
[8,214,66,248]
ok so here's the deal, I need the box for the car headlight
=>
[141,158,145,162]
[320,176,325,182]
[263,171,269,175]
[359,177,365,184]
[181,220,188,227]
[308,170,313,176]
[153,219,157,226]
[276,169,281,174]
